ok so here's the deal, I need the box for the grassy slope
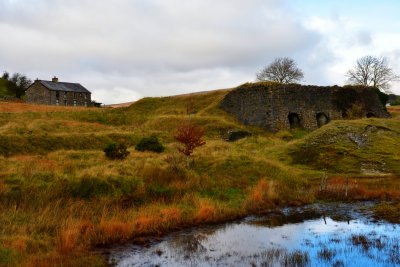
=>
[0,91,399,266]
[0,89,260,156]
[287,117,400,174]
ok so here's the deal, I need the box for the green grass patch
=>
[286,119,400,174]
[0,247,19,266]
[0,87,399,266]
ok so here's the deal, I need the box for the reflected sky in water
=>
[105,203,400,267]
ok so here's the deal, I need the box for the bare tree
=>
[346,55,399,93]
[256,57,304,83]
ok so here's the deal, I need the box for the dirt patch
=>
[104,102,136,108]
[360,162,387,175]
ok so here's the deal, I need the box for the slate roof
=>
[39,80,91,93]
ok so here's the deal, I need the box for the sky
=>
[0,0,399,104]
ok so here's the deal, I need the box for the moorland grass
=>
[0,95,399,266]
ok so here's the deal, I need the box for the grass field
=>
[0,90,399,266]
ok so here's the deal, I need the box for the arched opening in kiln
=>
[366,112,376,118]
[316,112,330,128]
[288,113,302,129]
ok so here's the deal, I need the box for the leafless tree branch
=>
[256,57,304,84]
[346,55,399,93]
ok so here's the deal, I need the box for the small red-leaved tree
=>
[173,122,206,168]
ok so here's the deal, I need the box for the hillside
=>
[0,88,260,156]
[287,118,400,174]
[0,88,399,266]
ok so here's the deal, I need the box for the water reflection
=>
[105,202,400,267]
[168,233,208,266]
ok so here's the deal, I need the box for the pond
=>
[102,202,400,266]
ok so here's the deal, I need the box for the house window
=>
[63,91,67,98]
[73,100,77,107]
[84,101,87,107]
[56,99,59,106]
[64,100,67,106]
[56,91,59,98]
[79,93,82,97]
[84,94,87,100]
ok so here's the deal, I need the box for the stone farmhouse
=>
[25,77,91,107]
[219,82,390,132]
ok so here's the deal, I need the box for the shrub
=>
[345,103,364,119]
[135,135,164,153]
[63,176,141,199]
[173,122,206,168]
[103,140,130,160]
[391,98,400,106]
[226,130,252,142]
[374,87,389,106]
[66,177,109,199]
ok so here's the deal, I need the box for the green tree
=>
[2,71,32,99]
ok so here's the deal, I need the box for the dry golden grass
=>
[0,89,399,266]
[315,176,400,201]
[245,179,279,213]
[0,101,97,113]
[0,180,5,194]
[195,204,215,223]
[388,106,400,114]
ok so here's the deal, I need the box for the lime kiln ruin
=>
[219,82,390,132]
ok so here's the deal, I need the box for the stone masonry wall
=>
[49,90,91,107]
[25,82,50,105]
[219,82,391,132]
[25,81,91,107]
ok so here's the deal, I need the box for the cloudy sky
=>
[1,0,399,104]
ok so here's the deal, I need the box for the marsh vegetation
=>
[0,91,399,266]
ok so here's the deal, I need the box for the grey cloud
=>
[382,50,400,94]
[356,31,372,46]
[0,0,323,104]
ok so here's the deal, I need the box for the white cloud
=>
[1,0,399,103]
[0,0,324,103]
[299,14,400,94]
[95,87,142,105]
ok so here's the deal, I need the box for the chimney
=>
[35,78,40,84]
[52,76,58,83]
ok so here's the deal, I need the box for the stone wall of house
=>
[25,82,50,105]
[49,90,91,107]
[219,82,391,132]
[25,80,92,107]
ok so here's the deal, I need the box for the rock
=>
[360,162,386,175]
[347,133,368,148]
[225,130,252,142]
[365,125,393,133]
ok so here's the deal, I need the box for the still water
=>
[104,203,400,266]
